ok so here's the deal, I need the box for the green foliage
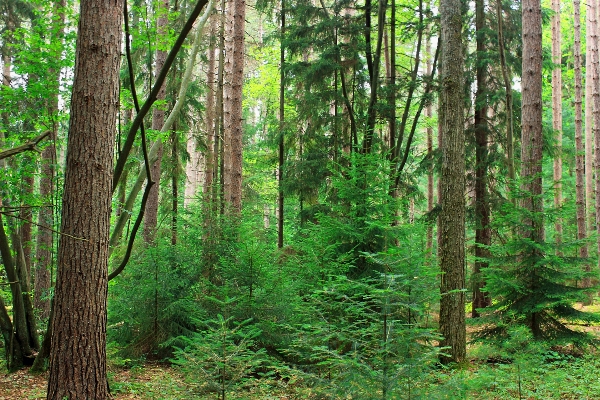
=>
[172,314,268,399]
[478,190,599,341]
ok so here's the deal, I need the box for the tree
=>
[144,0,170,244]
[46,0,122,396]
[438,0,466,363]
[574,0,589,294]
[551,0,562,245]
[223,0,245,213]
[471,0,491,318]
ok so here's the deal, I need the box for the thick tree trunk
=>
[472,0,491,317]
[223,0,245,213]
[438,0,466,364]
[46,0,122,395]
[552,0,562,245]
[144,0,169,244]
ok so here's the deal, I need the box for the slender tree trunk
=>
[497,0,514,185]
[0,214,35,370]
[426,31,434,253]
[574,0,590,297]
[34,0,64,321]
[144,0,170,243]
[586,0,596,233]
[204,15,217,199]
[171,125,178,245]
[521,0,544,336]
[278,0,285,248]
[46,0,122,395]
[552,0,562,246]
[592,0,600,270]
[438,0,466,364]
[223,0,245,213]
[472,0,491,317]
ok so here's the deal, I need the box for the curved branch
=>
[112,0,209,192]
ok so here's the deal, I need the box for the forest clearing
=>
[4,0,600,397]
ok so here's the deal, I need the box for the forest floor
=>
[3,304,600,399]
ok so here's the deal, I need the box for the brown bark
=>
[574,0,590,295]
[223,0,245,213]
[497,0,515,185]
[472,0,491,318]
[593,0,600,270]
[521,0,544,335]
[586,0,596,233]
[551,0,562,245]
[438,0,466,364]
[278,0,285,248]
[203,15,217,197]
[144,0,169,244]
[46,0,122,395]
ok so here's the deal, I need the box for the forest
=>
[1,0,600,398]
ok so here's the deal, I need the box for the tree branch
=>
[0,131,51,161]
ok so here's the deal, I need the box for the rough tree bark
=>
[586,0,596,233]
[520,0,544,335]
[223,0,245,213]
[438,0,466,364]
[472,0,491,317]
[46,0,122,395]
[573,0,590,296]
[551,0,562,245]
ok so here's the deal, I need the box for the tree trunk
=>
[33,0,65,361]
[586,0,596,233]
[144,0,170,244]
[551,0,562,246]
[278,0,285,248]
[438,0,466,364]
[46,0,122,395]
[204,15,217,199]
[223,0,245,213]
[574,0,590,297]
[520,0,544,335]
[497,0,515,185]
[472,0,491,318]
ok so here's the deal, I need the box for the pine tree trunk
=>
[472,0,491,317]
[426,30,434,254]
[144,0,169,243]
[497,0,514,185]
[586,0,596,233]
[592,0,600,270]
[574,0,590,296]
[520,0,544,336]
[204,15,217,198]
[551,0,562,246]
[438,0,466,364]
[223,0,245,213]
[278,0,285,248]
[46,0,122,395]
[34,0,64,321]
